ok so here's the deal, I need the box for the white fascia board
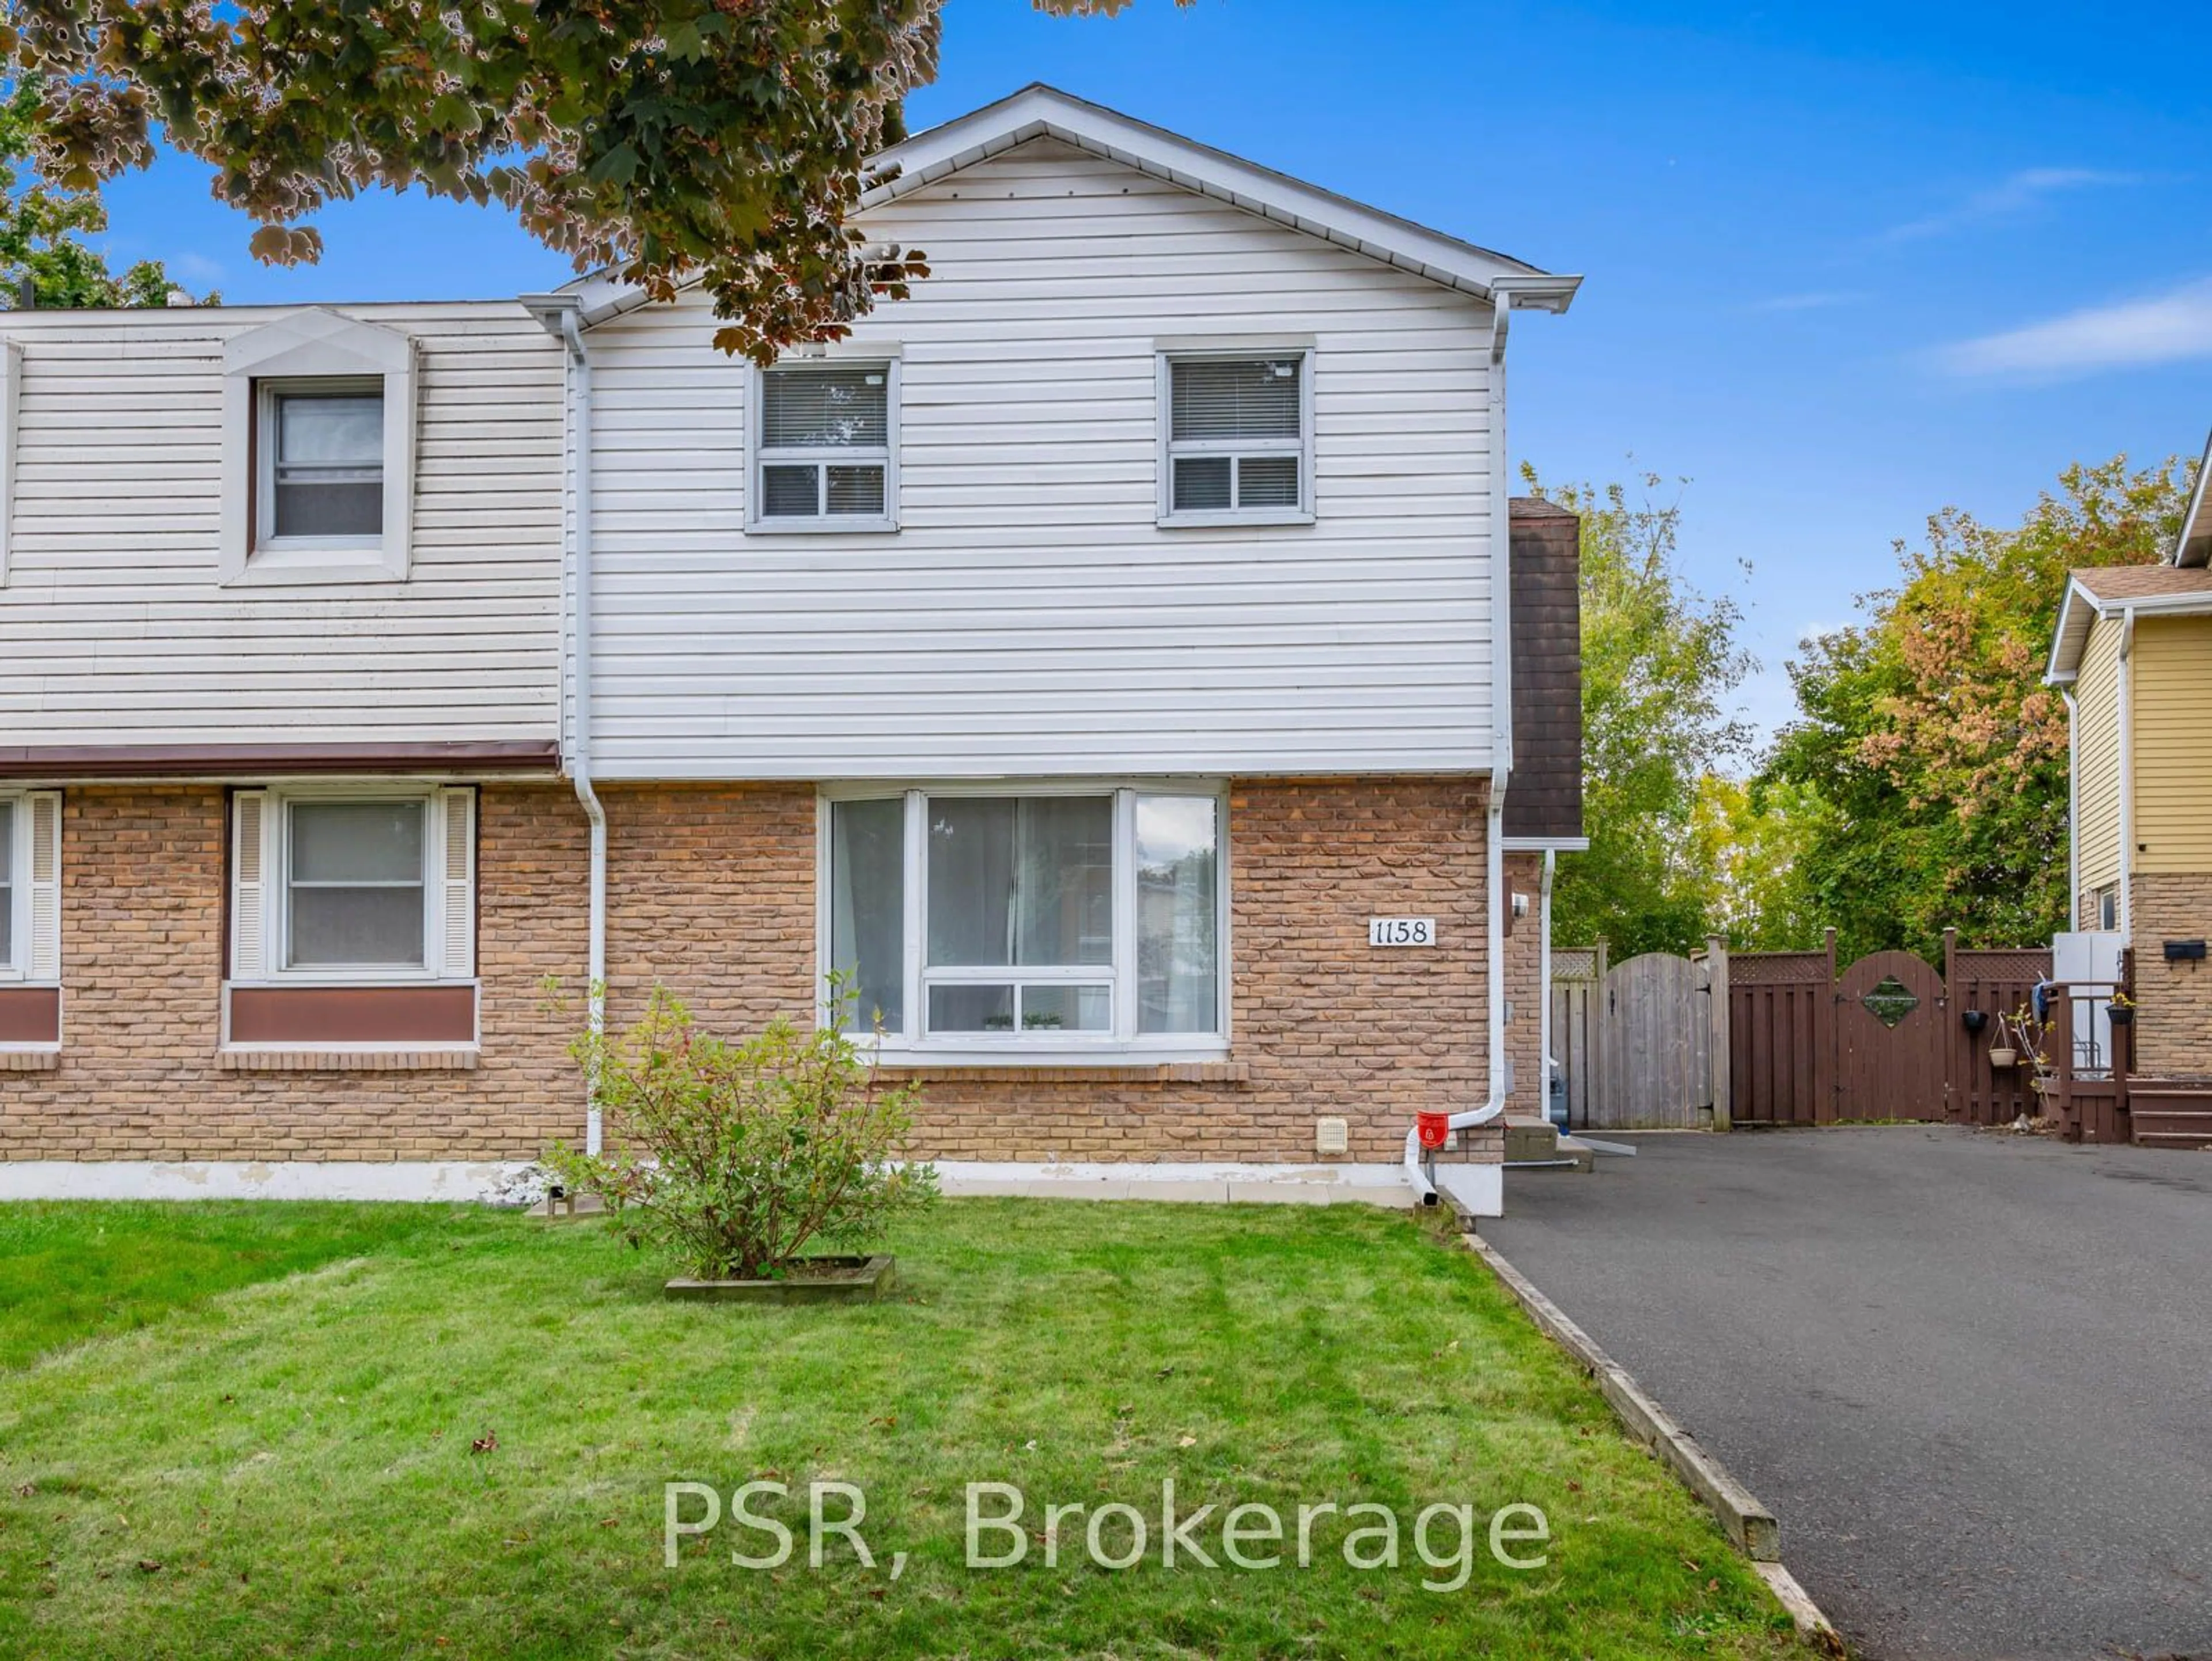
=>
[2046,579,2212,682]
[1501,836,1590,852]
[2173,428,2212,567]
[565,84,1581,325]
[2045,578,2093,684]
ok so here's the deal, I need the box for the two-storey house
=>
[2046,434,2212,1148]
[1,86,1585,1211]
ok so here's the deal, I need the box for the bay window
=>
[823,787,1225,1053]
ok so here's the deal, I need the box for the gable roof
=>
[2046,564,2212,681]
[2172,428,2212,566]
[563,84,1580,325]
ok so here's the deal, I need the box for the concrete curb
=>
[1461,1230,1841,1647]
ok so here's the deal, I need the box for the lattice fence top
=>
[1955,950,2054,977]
[1728,951,1832,985]
[1554,949,1599,980]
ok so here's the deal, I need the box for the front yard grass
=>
[0,1199,1813,1659]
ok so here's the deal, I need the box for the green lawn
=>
[0,1199,1813,1660]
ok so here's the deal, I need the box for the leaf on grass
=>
[136,1559,162,1573]
[1177,1435,1197,1448]
[470,1432,498,1455]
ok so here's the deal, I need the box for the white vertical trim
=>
[900,787,926,1044]
[230,791,270,979]
[439,786,476,977]
[26,790,60,982]
[0,339,20,589]
[1112,788,1138,1037]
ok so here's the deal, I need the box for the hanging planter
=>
[2106,1005,2134,1027]
[1988,1046,2018,1069]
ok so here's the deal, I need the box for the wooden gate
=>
[1590,950,1713,1129]
[1833,949,1949,1121]
[1726,930,2049,1126]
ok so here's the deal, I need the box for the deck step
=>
[2134,1130,2212,1150]
[1501,1114,1594,1171]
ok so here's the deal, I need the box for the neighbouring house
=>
[0,85,1585,1210]
[2044,435,2212,1147]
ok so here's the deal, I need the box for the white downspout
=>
[2118,607,2134,943]
[1406,290,1516,1204]
[560,306,608,1154]
[1539,848,1556,1121]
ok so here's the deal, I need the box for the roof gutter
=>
[524,293,608,1154]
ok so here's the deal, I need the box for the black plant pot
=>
[2107,1006,2134,1026]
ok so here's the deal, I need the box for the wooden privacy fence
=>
[1553,930,2051,1129]
[1551,941,1722,1129]
[1726,930,2048,1127]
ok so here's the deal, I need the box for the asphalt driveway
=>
[1483,1126,2212,1661]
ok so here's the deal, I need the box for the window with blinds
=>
[753,361,896,527]
[1161,352,1311,522]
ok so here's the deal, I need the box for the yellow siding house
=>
[2047,441,2212,1109]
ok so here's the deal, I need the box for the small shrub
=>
[543,980,936,1280]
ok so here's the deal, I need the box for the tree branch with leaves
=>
[1,0,1176,355]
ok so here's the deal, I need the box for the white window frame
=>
[0,792,26,981]
[1156,345,1316,529]
[231,782,474,986]
[0,788,60,987]
[747,354,900,534]
[816,781,1231,1065]
[221,309,416,586]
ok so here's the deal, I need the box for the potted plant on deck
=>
[543,979,937,1303]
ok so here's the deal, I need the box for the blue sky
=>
[94,0,2211,741]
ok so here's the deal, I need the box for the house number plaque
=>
[1369,917,1437,947]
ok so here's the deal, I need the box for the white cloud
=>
[1937,276,2212,379]
[168,252,226,285]
[1878,166,2137,244]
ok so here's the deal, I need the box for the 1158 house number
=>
[1369,917,1437,947]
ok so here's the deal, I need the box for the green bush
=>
[543,980,936,1280]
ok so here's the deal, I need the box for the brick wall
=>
[2127,873,2212,1077]
[0,783,590,1162]
[5,776,1503,1167]
[587,778,1499,1165]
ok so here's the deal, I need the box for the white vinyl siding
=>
[584,137,1497,779]
[0,304,562,748]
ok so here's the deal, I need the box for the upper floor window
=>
[0,790,62,984]
[221,309,415,585]
[263,381,385,541]
[1159,350,1313,527]
[751,360,897,531]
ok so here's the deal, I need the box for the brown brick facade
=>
[1502,851,1546,1116]
[4,777,1506,1167]
[2124,873,2212,1078]
[0,783,591,1162]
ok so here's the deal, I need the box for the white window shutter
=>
[440,787,475,977]
[230,790,269,979]
[27,790,60,981]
